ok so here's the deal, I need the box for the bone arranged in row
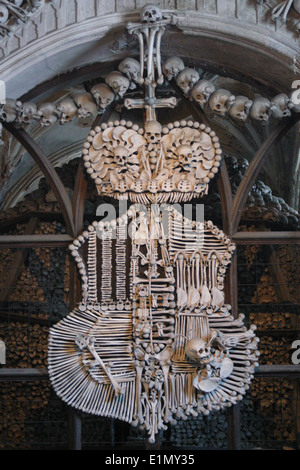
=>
[174,250,226,310]
[162,57,300,120]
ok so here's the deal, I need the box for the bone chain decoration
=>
[48,4,259,444]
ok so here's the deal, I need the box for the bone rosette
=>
[83,119,222,203]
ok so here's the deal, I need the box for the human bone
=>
[191,79,216,107]
[91,83,115,109]
[48,11,258,445]
[270,93,293,119]
[0,4,9,24]
[118,58,140,89]
[144,120,162,144]
[176,144,193,168]
[185,337,210,361]
[37,102,58,126]
[105,71,130,97]
[249,96,272,121]
[16,101,38,124]
[56,97,78,123]
[0,98,22,122]
[208,89,236,115]
[113,146,129,168]
[294,0,300,13]
[162,56,185,81]
[140,3,163,23]
[72,92,97,118]
[228,95,253,121]
[176,68,200,95]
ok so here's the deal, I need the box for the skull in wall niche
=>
[228,95,253,121]
[175,68,200,95]
[105,71,130,98]
[17,101,38,124]
[191,79,216,107]
[162,56,185,81]
[144,120,162,145]
[37,102,58,126]
[113,146,129,171]
[90,83,115,109]
[176,144,193,170]
[118,58,140,89]
[209,89,236,115]
[249,96,272,122]
[56,97,78,123]
[270,93,293,119]
[140,4,163,23]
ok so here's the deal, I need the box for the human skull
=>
[105,71,130,97]
[237,157,249,174]
[176,68,200,95]
[113,146,129,170]
[145,120,162,144]
[176,144,193,169]
[17,101,38,124]
[37,102,58,126]
[162,56,185,81]
[191,79,216,107]
[294,0,300,14]
[72,92,97,118]
[270,93,293,119]
[249,96,272,122]
[140,4,163,23]
[228,95,253,121]
[91,83,115,109]
[118,58,140,88]
[56,97,78,123]
[0,98,22,122]
[209,89,236,115]
[185,337,212,363]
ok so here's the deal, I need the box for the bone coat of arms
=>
[48,4,259,444]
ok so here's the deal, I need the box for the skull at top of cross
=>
[140,4,163,23]
[144,120,162,144]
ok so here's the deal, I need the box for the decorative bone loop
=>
[48,5,259,445]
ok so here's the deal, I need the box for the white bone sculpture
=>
[48,6,259,444]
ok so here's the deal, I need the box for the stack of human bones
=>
[48,4,259,443]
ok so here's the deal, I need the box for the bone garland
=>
[83,119,221,203]
[161,56,298,120]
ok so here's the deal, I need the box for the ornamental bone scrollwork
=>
[48,5,259,444]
